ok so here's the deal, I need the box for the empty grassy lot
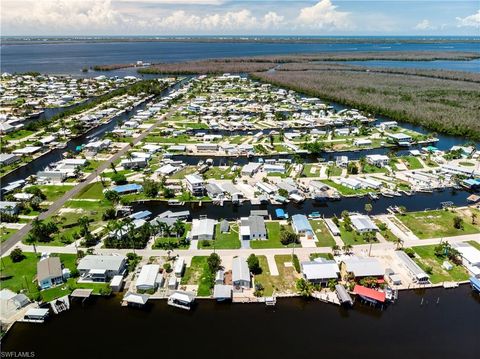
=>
[309,220,336,247]
[396,210,480,239]
[413,245,470,284]
[180,256,212,296]
[199,223,240,249]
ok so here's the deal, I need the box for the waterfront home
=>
[276,179,299,195]
[157,210,190,220]
[232,256,251,291]
[378,121,398,131]
[55,158,87,173]
[77,255,127,282]
[452,243,480,276]
[291,214,315,240]
[142,144,162,153]
[388,133,412,146]
[205,182,224,199]
[353,139,372,147]
[241,162,262,176]
[185,174,205,196]
[324,218,341,236]
[395,251,429,284]
[301,259,340,285]
[37,257,64,290]
[264,163,286,174]
[0,153,19,166]
[239,216,267,241]
[350,214,379,233]
[441,164,479,177]
[340,256,384,280]
[0,201,20,215]
[36,170,67,183]
[336,156,349,168]
[255,181,278,195]
[174,258,185,278]
[356,177,382,190]
[84,139,111,153]
[191,217,216,240]
[136,264,160,291]
[338,177,362,190]
[157,163,180,176]
[12,146,42,156]
[366,154,389,168]
[111,183,143,195]
[196,143,218,152]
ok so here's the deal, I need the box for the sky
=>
[1,0,479,36]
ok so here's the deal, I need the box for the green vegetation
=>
[253,255,298,296]
[396,210,480,239]
[322,179,373,196]
[309,220,336,247]
[400,156,423,170]
[74,182,105,200]
[250,222,297,249]
[0,227,18,242]
[468,241,480,251]
[34,184,75,201]
[180,256,213,296]
[413,245,470,284]
[199,223,240,249]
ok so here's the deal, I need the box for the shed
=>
[174,258,185,277]
[219,220,230,233]
[110,275,124,292]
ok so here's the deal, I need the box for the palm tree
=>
[173,220,185,238]
[331,244,340,256]
[110,162,117,174]
[25,234,38,253]
[471,212,477,225]
[343,244,353,254]
[364,203,373,214]
[394,237,404,249]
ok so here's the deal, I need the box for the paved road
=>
[1,96,181,254]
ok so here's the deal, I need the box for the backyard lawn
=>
[374,219,400,242]
[400,156,423,170]
[339,222,368,245]
[180,256,212,296]
[396,210,480,239]
[0,227,18,242]
[322,179,373,196]
[413,245,470,284]
[253,255,298,296]
[199,223,240,249]
[309,220,336,247]
[250,222,296,249]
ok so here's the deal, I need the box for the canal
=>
[2,285,479,359]
[132,188,474,220]
[0,79,188,186]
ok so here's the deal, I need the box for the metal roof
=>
[232,256,250,283]
[395,251,429,280]
[136,265,160,288]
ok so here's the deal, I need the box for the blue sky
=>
[2,0,479,36]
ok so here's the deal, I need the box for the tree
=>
[394,237,404,249]
[162,187,174,198]
[10,247,25,263]
[453,216,463,229]
[280,229,299,246]
[278,188,289,198]
[104,190,120,204]
[364,203,373,214]
[342,244,353,254]
[296,278,314,297]
[471,212,477,225]
[247,254,262,274]
[207,253,221,273]
[111,173,127,185]
[331,244,340,256]
[173,219,186,238]
[143,179,159,198]
[347,162,358,175]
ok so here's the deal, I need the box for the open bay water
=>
[1,39,480,74]
[2,285,479,359]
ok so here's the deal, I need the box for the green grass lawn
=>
[40,278,110,302]
[400,156,423,170]
[339,222,369,245]
[327,165,343,177]
[199,223,240,249]
[413,245,470,284]
[362,163,388,174]
[459,161,475,167]
[0,227,18,242]
[374,219,399,242]
[180,256,212,296]
[322,179,373,196]
[74,182,105,199]
[253,255,298,296]
[301,164,321,177]
[203,167,237,180]
[169,166,197,179]
[3,129,35,141]
[0,252,40,298]
[83,160,102,172]
[250,222,296,249]
[309,220,336,247]
[152,223,191,249]
[35,184,75,201]
[396,210,480,239]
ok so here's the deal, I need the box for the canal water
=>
[133,189,474,220]
[2,285,479,359]
[0,80,187,186]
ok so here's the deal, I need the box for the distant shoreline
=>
[2,36,480,46]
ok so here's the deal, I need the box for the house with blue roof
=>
[291,214,315,240]
[111,183,143,195]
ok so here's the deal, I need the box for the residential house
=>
[77,255,127,282]
[350,214,379,233]
[232,256,251,291]
[366,154,389,168]
[185,174,205,196]
[291,214,314,240]
[191,217,216,240]
[301,258,340,285]
[37,257,64,290]
[136,264,160,291]
[341,256,384,280]
[239,216,267,241]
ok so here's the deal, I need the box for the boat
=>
[308,211,321,219]
[368,193,379,200]
[168,200,185,206]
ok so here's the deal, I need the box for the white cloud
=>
[296,0,352,29]
[456,10,480,28]
[263,12,284,29]
[414,19,436,30]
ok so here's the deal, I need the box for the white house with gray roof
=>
[77,255,127,282]
[239,216,267,241]
[232,256,250,291]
